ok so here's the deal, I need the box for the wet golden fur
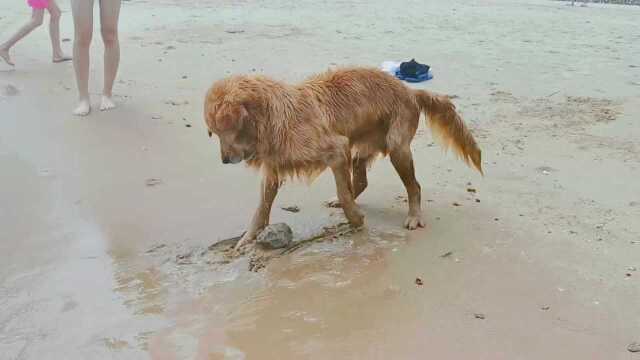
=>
[204,67,482,248]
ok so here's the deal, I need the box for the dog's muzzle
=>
[222,155,243,164]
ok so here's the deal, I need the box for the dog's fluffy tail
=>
[413,89,483,174]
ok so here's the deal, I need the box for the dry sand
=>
[1,0,640,359]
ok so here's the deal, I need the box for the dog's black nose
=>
[222,157,230,164]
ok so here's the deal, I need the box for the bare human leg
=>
[0,9,45,66]
[47,0,72,63]
[99,0,121,111]
[235,177,280,250]
[70,0,94,116]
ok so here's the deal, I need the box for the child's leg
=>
[70,0,94,116]
[0,9,46,66]
[47,0,71,62]
[99,0,121,111]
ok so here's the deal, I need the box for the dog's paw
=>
[234,232,256,250]
[348,208,365,228]
[404,215,425,230]
[324,197,342,208]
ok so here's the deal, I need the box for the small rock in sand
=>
[175,250,194,265]
[536,166,556,175]
[474,313,486,320]
[281,205,300,213]
[467,188,477,193]
[628,342,640,353]
[257,223,293,249]
[540,305,550,311]
[145,178,162,187]
[62,38,71,42]
[452,202,461,207]
[415,278,423,286]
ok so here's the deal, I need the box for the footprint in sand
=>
[1,83,19,97]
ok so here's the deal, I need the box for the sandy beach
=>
[1,0,640,358]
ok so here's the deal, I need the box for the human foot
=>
[73,98,91,116]
[0,48,14,66]
[52,54,72,63]
[100,95,116,111]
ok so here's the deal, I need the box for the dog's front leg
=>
[327,139,364,228]
[235,176,280,250]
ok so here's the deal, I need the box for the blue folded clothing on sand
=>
[395,69,433,83]
[394,58,433,83]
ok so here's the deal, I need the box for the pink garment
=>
[27,0,49,9]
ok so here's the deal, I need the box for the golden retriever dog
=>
[204,67,482,249]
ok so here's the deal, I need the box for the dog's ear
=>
[217,103,248,131]
[204,94,217,134]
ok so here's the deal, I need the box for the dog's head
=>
[204,80,258,165]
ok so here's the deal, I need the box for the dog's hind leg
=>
[352,156,369,199]
[389,146,424,230]
[235,176,280,249]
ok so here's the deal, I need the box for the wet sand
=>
[1,0,640,358]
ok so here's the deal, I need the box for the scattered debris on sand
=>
[146,244,166,253]
[148,222,363,273]
[440,251,453,258]
[164,99,189,106]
